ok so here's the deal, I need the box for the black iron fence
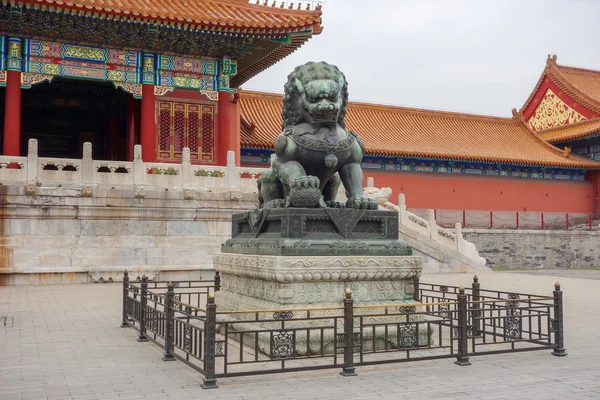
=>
[121,272,566,389]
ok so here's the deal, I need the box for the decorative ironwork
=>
[173,295,182,312]
[399,324,417,348]
[353,333,361,347]
[453,324,474,340]
[184,324,192,352]
[215,340,225,356]
[504,314,522,341]
[506,293,521,309]
[271,331,295,359]
[439,285,449,293]
[438,300,451,319]
[336,333,346,348]
[273,311,294,320]
[397,305,417,314]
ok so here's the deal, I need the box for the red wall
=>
[364,170,594,213]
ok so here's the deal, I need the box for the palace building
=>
[0,0,323,164]
[238,56,600,214]
[2,2,600,215]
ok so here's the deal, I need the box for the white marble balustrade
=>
[0,139,264,192]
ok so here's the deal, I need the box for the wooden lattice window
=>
[156,101,215,162]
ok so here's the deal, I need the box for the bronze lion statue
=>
[257,61,377,210]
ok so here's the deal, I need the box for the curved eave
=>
[15,1,323,36]
[240,143,600,170]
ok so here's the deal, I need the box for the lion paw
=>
[291,175,320,189]
[346,195,378,210]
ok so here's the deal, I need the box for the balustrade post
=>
[412,276,420,302]
[340,288,357,377]
[226,150,237,190]
[214,271,221,292]
[182,147,191,187]
[133,145,143,185]
[398,194,407,225]
[471,276,481,337]
[201,293,218,389]
[427,209,436,239]
[455,222,462,253]
[552,282,567,357]
[137,275,149,342]
[163,282,176,361]
[26,139,38,182]
[120,271,131,328]
[454,286,471,366]
[82,142,93,184]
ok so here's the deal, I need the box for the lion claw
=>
[291,175,320,189]
[346,195,378,210]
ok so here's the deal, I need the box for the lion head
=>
[282,61,348,129]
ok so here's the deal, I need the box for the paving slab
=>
[0,271,599,399]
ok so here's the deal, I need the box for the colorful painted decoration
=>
[528,88,586,131]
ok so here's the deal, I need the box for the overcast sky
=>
[244,0,600,117]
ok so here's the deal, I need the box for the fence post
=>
[589,214,593,231]
[340,288,357,377]
[566,213,569,230]
[552,282,567,357]
[462,209,466,228]
[201,293,218,389]
[471,276,481,337]
[454,286,471,366]
[137,275,149,342]
[489,211,493,229]
[120,271,130,328]
[163,282,176,361]
[541,212,545,230]
[516,212,519,229]
[412,276,420,302]
[214,271,221,292]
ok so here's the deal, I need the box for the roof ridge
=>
[240,89,514,122]
[549,62,600,108]
[555,63,600,76]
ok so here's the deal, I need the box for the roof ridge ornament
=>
[547,54,558,64]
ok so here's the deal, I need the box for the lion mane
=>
[281,61,349,129]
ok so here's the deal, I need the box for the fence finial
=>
[473,275,478,283]
[554,281,561,290]
[459,286,465,294]
[344,287,352,297]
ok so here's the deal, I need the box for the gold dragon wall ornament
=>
[528,88,586,131]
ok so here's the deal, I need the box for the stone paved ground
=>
[1,271,599,400]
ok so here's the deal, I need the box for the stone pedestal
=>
[214,208,429,355]
[214,252,422,309]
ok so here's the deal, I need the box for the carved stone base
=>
[213,252,429,355]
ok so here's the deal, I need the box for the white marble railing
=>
[0,139,264,192]
[379,193,486,267]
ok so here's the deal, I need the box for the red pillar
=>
[140,84,156,162]
[126,96,139,161]
[217,91,240,166]
[3,70,22,156]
